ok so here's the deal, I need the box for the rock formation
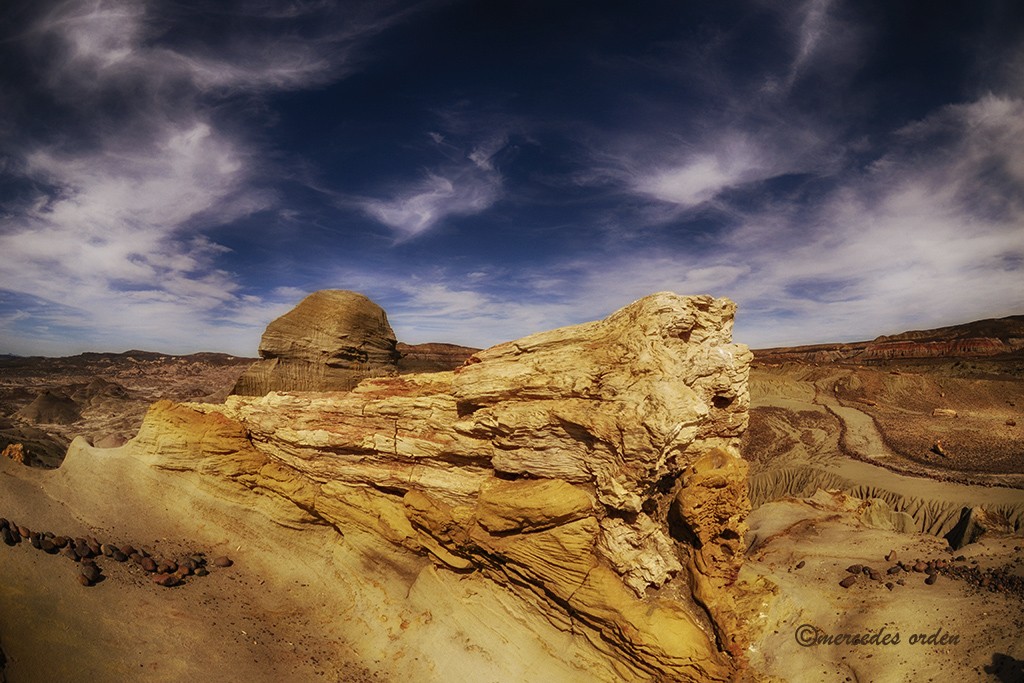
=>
[1,443,32,467]
[232,290,400,395]
[15,390,82,425]
[123,292,753,681]
[754,314,1024,365]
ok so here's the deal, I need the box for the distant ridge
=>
[755,314,1024,364]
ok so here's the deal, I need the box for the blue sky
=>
[1,0,1022,356]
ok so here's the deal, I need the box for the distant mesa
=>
[16,389,82,425]
[396,342,479,373]
[755,314,1024,365]
[232,290,402,396]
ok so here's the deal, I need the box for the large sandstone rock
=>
[128,292,753,681]
[232,290,400,395]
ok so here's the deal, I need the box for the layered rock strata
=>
[232,290,400,395]
[128,292,752,680]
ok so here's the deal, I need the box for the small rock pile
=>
[0,516,233,588]
[833,549,1024,598]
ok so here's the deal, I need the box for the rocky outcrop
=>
[15,390,81,425]
[232,291,401,395]
[126,292,753,681]
[1,443,32,467]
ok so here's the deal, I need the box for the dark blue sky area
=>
[1,0,1022,355]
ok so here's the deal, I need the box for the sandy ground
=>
[740,491,1024,683]
[0,445,612,683]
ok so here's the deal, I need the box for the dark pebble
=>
[152,573,180,588]
[77,573,93,587]
[839,575,857,588]
[112,550,128,562]
[195,568,209,577]
[213,556,233,568]
[41,539,57,554]
[885,582,894,591]
[925,574,937,585]
[17,526,30,539]
[846,564,862,574]
[81,564,102,583]
[912,561,927,573]
[157,560,178,575]
[795,560,805,570]
[101,543,116,557]
[141,557,157,573]
[120,544,136,557]
[887,566,902,575]
[868,570,881,581]
[1,528,16,546]
[53,536,69,548]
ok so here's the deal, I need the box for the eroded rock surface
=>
[232,290,400,396]
[126,292,752,680]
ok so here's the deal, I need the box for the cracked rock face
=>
[232,290,400,395]
[132,291,753,681]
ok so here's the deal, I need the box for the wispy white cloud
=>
[632,135,772,208]
[359,166,502,239]
[357,133,508,238]
[0,0,417,355]
[361,95,1024,350]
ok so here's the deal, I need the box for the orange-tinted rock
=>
[232,290,400,396]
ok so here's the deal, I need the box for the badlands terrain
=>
[0,291,1022,682]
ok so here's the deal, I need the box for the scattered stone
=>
[925,574,937,585]
[887,566,902,575]
[80,564,102,584]
[846,564,863,574]
[152,573,180,588]
[77,573,93,587]
[885,582,894,591]
[141,557,157,573]
[930,439,948,457]
[839,575,857,588]
[868,569,881,581]
[795,560,805,570]
[195,568,209,577]
[156,560,177,575]
[213,556,233,568]
[913,561,927,573]
[111,550,128,562]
